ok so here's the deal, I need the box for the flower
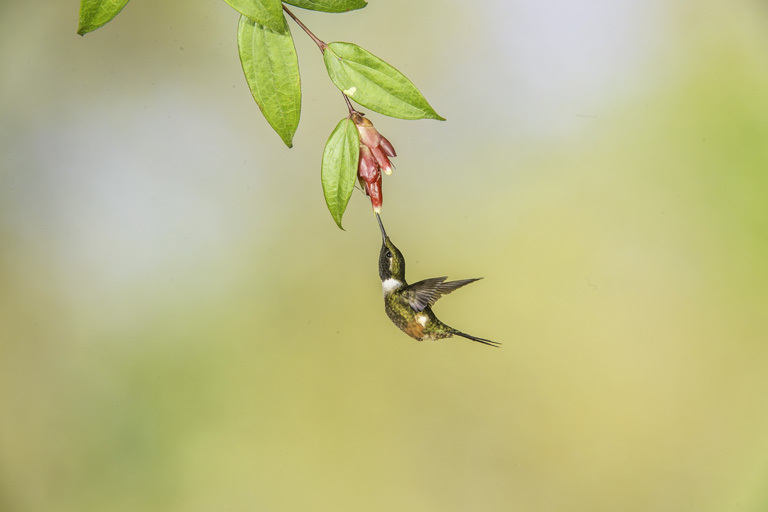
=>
[352,113,396,212]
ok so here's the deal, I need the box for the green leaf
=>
[283,0,367,13]
[238,15,302,148]
[323,42,444,121]
[223,0,287,34]
[322,118,360,229]
[77,0,131,35]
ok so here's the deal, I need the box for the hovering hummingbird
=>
[375,213,500,347]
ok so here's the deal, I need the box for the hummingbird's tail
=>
[453,330,501,348]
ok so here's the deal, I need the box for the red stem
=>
[282,5,326,52]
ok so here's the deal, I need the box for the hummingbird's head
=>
[375,213,406,282]
[379,236,405,281]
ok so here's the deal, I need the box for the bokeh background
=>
[2,0,768,510]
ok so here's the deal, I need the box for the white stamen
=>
[382,278,402,295]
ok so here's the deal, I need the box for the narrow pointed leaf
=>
[238,16,301,147]
[284,0,367,13]
[323,42,444,120]
[77,0,131,35]
[321,118,360,229]
[223,0,287,34]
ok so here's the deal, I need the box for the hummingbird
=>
[375,213,500,347]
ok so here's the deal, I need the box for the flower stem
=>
[282,5,327,52]
[343,93,359,116]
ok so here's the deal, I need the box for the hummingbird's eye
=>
[386,251,392,258]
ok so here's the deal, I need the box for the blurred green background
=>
[2,1,768,510]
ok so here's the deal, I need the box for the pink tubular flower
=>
[352,113,396,213]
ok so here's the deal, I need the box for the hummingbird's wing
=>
[404,277,482,312]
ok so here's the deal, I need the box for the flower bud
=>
[379,135,396,158]
[371,146,393,175]
[354,116,380,147]
[366,175,383,213]
[358,145,378,183]
[352,113,396,211]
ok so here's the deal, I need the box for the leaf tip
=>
[426,108,446,121]
[279,130,294,148]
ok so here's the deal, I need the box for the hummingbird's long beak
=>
[375,212,388,240]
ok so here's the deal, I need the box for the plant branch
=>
[283,5,360,117]
[283,5,327,52]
